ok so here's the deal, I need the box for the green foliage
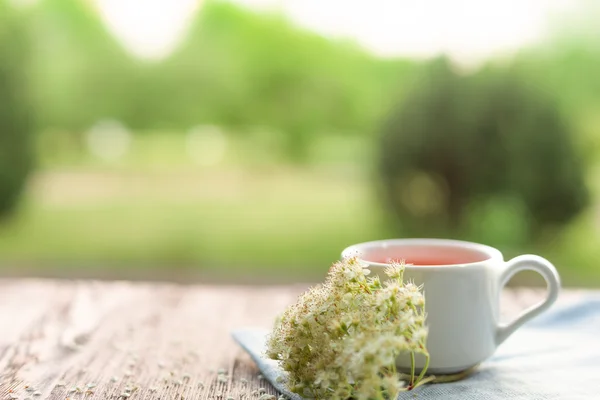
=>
[513,2,600,165]
[378,57,589,245]
[26,0,414,162]
[0,1,33,218]
[28,0,139,131]
[154,0,413,161]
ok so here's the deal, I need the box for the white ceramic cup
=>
[341,238,561,375]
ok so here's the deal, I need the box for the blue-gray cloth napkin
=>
[232,295,600,399]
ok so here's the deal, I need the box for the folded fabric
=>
[232,295,600,400]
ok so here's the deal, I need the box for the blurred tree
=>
[23,0,416,162]
[28,0,139,132]
[514,0,600,164]
[156,0,413,161]
[0,0,33,218]
[378,57,588,244]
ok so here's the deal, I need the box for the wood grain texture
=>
[0,280,586,400]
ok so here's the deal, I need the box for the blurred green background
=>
[1,0,599,285]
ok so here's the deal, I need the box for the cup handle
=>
[495,255,561,345]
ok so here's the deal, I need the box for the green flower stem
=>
[409,352,416,386]
[413,352,430,388]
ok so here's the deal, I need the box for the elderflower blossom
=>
[266,257,429,400]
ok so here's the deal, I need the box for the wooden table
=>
[0,280,583,400]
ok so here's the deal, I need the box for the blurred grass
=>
[1,131,599,286]
[3,173,381,264]
[0,132,389,281]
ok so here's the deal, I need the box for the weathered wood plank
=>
[0,279,586,400]
[0,280,305,400]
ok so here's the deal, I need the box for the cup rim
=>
[341,238,504,269]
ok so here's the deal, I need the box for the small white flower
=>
[384,263,405,280]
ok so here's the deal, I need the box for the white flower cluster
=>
[266,257,430,400]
